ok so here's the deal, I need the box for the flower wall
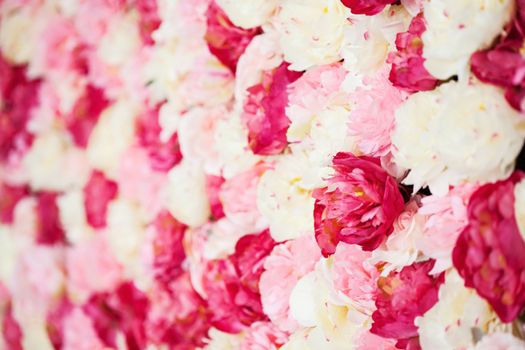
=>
[1,0,525,349]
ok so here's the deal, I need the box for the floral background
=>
[1,0,525,349]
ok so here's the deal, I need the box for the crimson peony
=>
[313,152,405,256]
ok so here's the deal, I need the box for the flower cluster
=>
[1,0,525,349]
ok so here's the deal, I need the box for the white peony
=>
[273,0,348,71]
[392,80,525,195]
[165,160,210,227]
[422,0,514,80]
[216,0,279,29]
[257,153,315,242]
[87,99,138,179]
[469,332,525,350]
[415,270,497,350]
[341,6,410,75]
[200,328,244,350]
[514,178,525,242]
[57,190,94,245]
[23,129,90,192]
[97,12,141,67]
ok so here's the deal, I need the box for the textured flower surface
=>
[313,152,405,256]
[452,171,525,322]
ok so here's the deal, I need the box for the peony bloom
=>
[240,321,289,350]
[64,84,109,149]
[206,175,226,220]
[416,184,477,273]
[35,192,66,245]
[370,260,445,349]
[259,235,321,332]
[332,243,379,314]
[313,152,405,256]
[136,104,182,173]
[470,332,525,350]
[273,0,347,71]
[215,0,278,29]
[392,80,525,195]
[203,230,276,333]
[452,171,525,322]
[470,0,525,111]
[83,282,150,350]
[62,308,105,350]
[340,0,397,16]
[135,0,161,45]
[388,14,438,92]
[205,0,261,73]
[83,170,118,229]
[347,68,405,157]
[422,0,513,80]
[0,182,28,224]
[242,62,302,155]
[415,270,496,350]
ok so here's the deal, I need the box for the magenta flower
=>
[388,14,438,93]
[453,171,525,322]
[203,229,277,333]
[470,1,525,111]
[205,0,261,73]
[371,260,445,350]
[242,62,302,155]
[0,182,28,224]
[340,0,397,15]
[83,170,118,229]
[35,192,66,245]
[313,152,405,256]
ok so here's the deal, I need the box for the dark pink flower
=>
[340,0,397,15]
[137,104,183,172]
[242,62,302,155]
[150,210,187,290]
[35,192,66,245]
[0,55,40,161]
[83,170,118,229]
[147,273,211,349]
[83,282,150,350]
[205,0,261,73]
[203,229,277,333]
[0,182,28,224]
[46,297,72,350]
[2,302,23,350]
[452,171,525,322]
[388,14,438,93]
[470,1,525,111]
[371,260,445,350]
[206,174,226,220]
[134,0,161,45]
[313,152,405,256]
[65,84,110,148]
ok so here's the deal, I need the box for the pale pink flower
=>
[332,243,379,314]
[259,235,321,332]
[240,322,289,350]
[62,308,105,350]
[66,234,122,302]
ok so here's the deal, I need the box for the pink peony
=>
[259,235,321,332]
[146,273,211,349]
[83,170,118,229]
[417,184,477,273]
[242,62,303,155]
[135,0,161,45]
[46,297,72,349]
[240,321,289,350]
[149,210,187,291]
[388,14,438,93]
[136,104,183,172]
[470,0,525,111]
[370,260,445,350]
[64,84,110,148]
[313,152,405,256]
[332,243,379,314]
[0,56,40,161]
[2,302,23,350]
[0,182,28,224]
[452,171,525,322]
[203,229,277,333]
[83,282,150,350]
[348,68,405,157]
[340,0,397,15]
[206,174,226,220]
[220,162,268,231]
[62,308,105,350]
[205,0,261,73]
[35,192,66,245]
[355,329,398,350]
[67,234,122,301]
